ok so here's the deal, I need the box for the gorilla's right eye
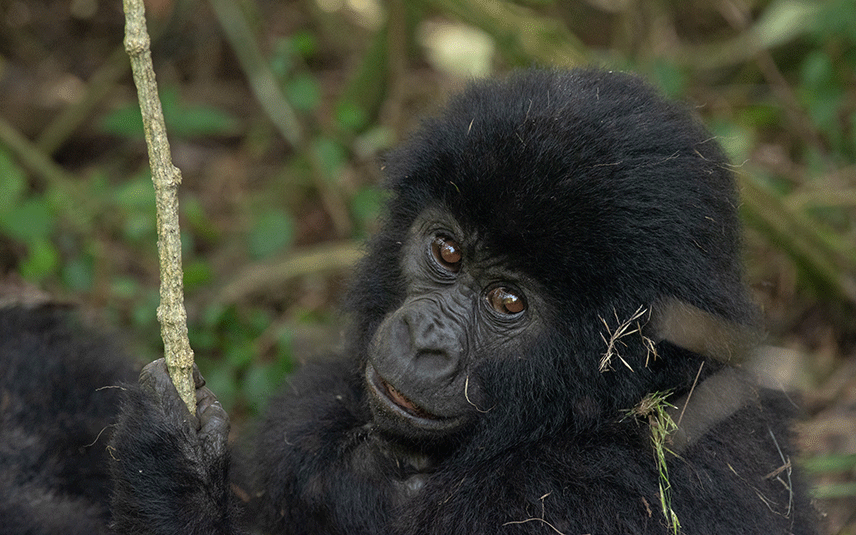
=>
[431,235,462,273]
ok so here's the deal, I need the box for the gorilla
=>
[0,68,816,534]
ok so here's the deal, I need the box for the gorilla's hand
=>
[109,359,237,535]
[138,359,230,465]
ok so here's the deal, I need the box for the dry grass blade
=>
[599,306,654,372]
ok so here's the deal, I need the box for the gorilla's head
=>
[346,69,757,454]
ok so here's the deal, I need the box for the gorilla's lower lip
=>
[382,379,437,419]
[367,365,438,421]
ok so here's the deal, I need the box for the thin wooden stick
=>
[123,0,195,414]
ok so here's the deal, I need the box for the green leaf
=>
[183,260,214,291]
[335,100,369,132]
[198,364,237,410]
[275,328,295,365]
[243,364,274,404]
[167,105,240,138]
[851,112,856,156]
[123,211,156,242]
[647,60,687,99]
[754,0,821,49]
[248,309,273,334]
[243,362,292,413]
[113,177,156,241]
[19,238,59,281]
[291,31,318,58]
[201,303,229,329]
[248,210,295,259]
[798,51,845,146]
[189,325,216,352]
[311,137,347,182]
[285,73,321,113]
[0,196,54,242]
[62,254,94,292]
[224,342,254,368]
[100,105,145,138]
[130,290,160,329]
[812,0,856,43]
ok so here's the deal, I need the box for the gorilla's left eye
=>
[431,235,462,273]
[486,287,526,315]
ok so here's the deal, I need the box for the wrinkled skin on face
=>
[365,208,541,442]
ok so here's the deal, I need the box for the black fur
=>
[0,69,816,534]
[0,306,134,534]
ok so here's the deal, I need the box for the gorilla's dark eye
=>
[431,235,462,272]
[486,287,526,315]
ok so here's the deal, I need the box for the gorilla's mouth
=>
[382,380,437,420]
[366,365,438,421]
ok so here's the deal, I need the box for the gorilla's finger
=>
[139,358,175,400]
[193,363,206,389]
[197,386,230,461]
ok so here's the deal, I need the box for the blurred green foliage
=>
[191,304,295,415]
[101,87,239,139]
[0,148,58,281]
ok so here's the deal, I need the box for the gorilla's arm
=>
[109,360,238,535]
[251,356,401,534]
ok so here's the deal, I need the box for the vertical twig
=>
[123,0,196,414]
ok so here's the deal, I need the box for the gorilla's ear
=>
[650,298,759,364]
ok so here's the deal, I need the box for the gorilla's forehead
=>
[404,206,520,275]
[380,68,749,323]
[386,69,722,243]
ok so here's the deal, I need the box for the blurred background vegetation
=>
[0,0,854,531]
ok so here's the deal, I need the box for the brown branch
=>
[123,0,195,414]
[216,241,362,307]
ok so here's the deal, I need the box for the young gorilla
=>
[110,68,817,534]
[1,69,816,534]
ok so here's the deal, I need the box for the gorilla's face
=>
[345,69,756,453]
[365,207,541,442]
